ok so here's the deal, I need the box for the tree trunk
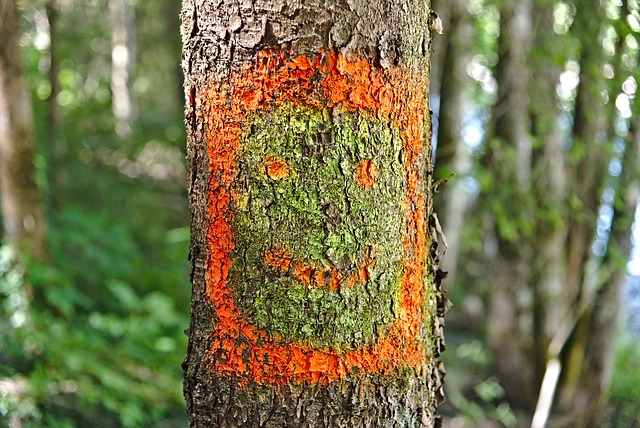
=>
[110,0,136,140]
[529,0,568,349]
[483,0,537,410]
[433,0,470,185]
[431,0,472,291]
[44,0,68,210]
[45,0,60,144]
[181,0,446,426]
[555,5,637,421]
[0,0,49,262]
[553,0,609,420]
[575,109,640,424]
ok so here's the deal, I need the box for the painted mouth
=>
[264,245,376,291]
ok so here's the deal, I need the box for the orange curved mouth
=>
[264,246,376,291]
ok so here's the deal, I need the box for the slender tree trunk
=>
[432,0,472,290]
[557,5,637,420]
[165,0,184,112]
[562,60,606,309]
[44,0,67,210]
[0,0,49,262]
[110,0,136,140]
[549,115,636,428]
[181,0,446,426]
[553,0,609,419]
[428,0,449,104]
[433,0,470,185]
[45,0,60,144]
[525,3,574,423]
[574,109,640,422]
[483,0,537,410]
[529,0,568,349]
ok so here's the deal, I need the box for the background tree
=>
[431,0,474,289]
[481,0,537,410]
[0,3,49,425]
[432,0,640,426]
[1,0,190,426]
[0,0,49,262]
[180,0,446,425]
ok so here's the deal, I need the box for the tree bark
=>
[0,0,49,262]
[181,0,446,426]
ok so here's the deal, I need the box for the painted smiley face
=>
[202,49,431,385]
[230,106,407,349]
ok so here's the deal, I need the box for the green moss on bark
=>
[230,105,407,350]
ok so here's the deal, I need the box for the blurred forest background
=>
[1,0,640,427]
[1,0,189,426]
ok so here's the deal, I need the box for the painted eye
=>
[354,159,377,188]
[264,156,291,180]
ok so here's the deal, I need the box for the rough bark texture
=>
[181,0,445,426]
[0,0,49,261]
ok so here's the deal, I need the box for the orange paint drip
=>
[265,156,291,180]
[263,247,293,271]
[355,159,378,188]
[202,48,431,386]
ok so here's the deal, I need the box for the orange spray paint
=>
[202,49,431,385]
[355,159,378,188]
[264,156,291,180]
[263,246,375,291]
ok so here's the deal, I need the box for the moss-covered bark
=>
[182,1,445,426]
[233,106,405,349]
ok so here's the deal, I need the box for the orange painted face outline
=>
[203,49,430,385]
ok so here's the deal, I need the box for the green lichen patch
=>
[230,105,407,350]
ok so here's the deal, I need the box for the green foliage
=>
[441,338,517,427]
[480,138,536,242]
[1,0,190,426]
[1,205,189,427]
[608,331,640,425]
